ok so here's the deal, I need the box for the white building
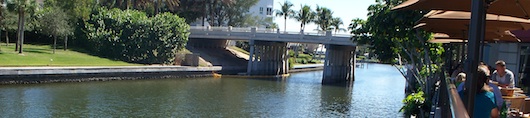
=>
[248,0,275,21]
[191,0,275,27]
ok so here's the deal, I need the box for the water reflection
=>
[0,63,404,117]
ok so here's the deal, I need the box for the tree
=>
[275,0,294,33]
[6,0,37,54]
[225,0,258,27]
[315,6,333,32]
[51,0,95,21]
[37,7,72,54]
[154,0,180,15]
[294,4,314,31]
[331,17,345,34]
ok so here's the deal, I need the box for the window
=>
[266,8,272,15]
[260,7,264,14]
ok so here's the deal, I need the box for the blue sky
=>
[272,0,376,33]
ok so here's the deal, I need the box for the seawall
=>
[0,66,222,84]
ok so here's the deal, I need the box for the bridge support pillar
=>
[247,40,289,75]
[322,44,356,84]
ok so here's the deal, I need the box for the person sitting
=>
[491,60,515,88]
[456,73,466,87]
[459,66,499,118]
[457,65,503,109]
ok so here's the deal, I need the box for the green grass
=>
[0,44,138,66]
[228,46,250,55]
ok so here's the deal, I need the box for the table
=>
[503,93,527,110]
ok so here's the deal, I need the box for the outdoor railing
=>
[438,73,469,118]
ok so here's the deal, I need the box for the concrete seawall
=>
[0,64,331,84]
[0,66,222,84]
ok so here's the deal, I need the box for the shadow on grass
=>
[69,46,137,63]
[23,47,52,54]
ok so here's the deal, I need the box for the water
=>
[0,63,406,117]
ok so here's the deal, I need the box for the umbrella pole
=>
[465,0,487,116]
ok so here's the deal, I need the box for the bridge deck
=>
[189,26,356,46]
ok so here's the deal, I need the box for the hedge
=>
[83,8,189,64]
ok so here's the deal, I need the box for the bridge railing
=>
[190,26,353,37]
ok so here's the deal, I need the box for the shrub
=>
[298,53,312,60]
[83,8,189,64]
[288,57,295,69]
[288,50,295,57]
[400,91,427,117]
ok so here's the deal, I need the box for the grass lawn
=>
[0,44,138,66]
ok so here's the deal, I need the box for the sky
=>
[272,0,376,34]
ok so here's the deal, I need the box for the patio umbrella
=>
[416,11,528,42]
[428,33,468,43]
[415,10,529,116]
[427,33,517,43]
[417,23,520,42]
[393,0,530,115]
[392,0,530,19]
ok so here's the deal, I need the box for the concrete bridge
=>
[189,26,357,84]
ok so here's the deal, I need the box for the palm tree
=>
[7,0,37,54]
[294,4,314,32]
[315,6,333,32]
[275,0,294,33]
[331,17,345,34]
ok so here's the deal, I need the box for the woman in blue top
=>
[459,66,499,118]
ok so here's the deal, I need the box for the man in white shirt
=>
[491,60,515,88]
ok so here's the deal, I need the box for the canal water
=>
[0,63,405,117]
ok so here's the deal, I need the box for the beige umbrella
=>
[392,0,530,19]
[418,23,521,42]
[416,11,528,42]
[427,31,519,42]
[428,33,468,43]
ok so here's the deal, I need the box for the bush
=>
[400,91,427,117]
[288,57,295,69]
[83,8,189,64]
[288,50,295,57]
[298,53,312,60]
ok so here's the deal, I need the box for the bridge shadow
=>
[186,46,248,74]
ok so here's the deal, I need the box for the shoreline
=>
[0,66,221,84]
[0,65,327,84]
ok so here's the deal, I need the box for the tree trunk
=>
[202,1,206,26]
[154,0,159,15]
[284,16,287,33]
[300,23,303,32]
[64,36,68,51]
[53,35,56,54]
[15,31,18,51]
[302,24,306,32]
[125,0,130,9]
[5,31,8,46]
[17,5,25,54]
[116,0,121,8]
[210,0,217,26]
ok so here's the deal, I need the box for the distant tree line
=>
[97,0,270,27]
[276,1,346,33]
